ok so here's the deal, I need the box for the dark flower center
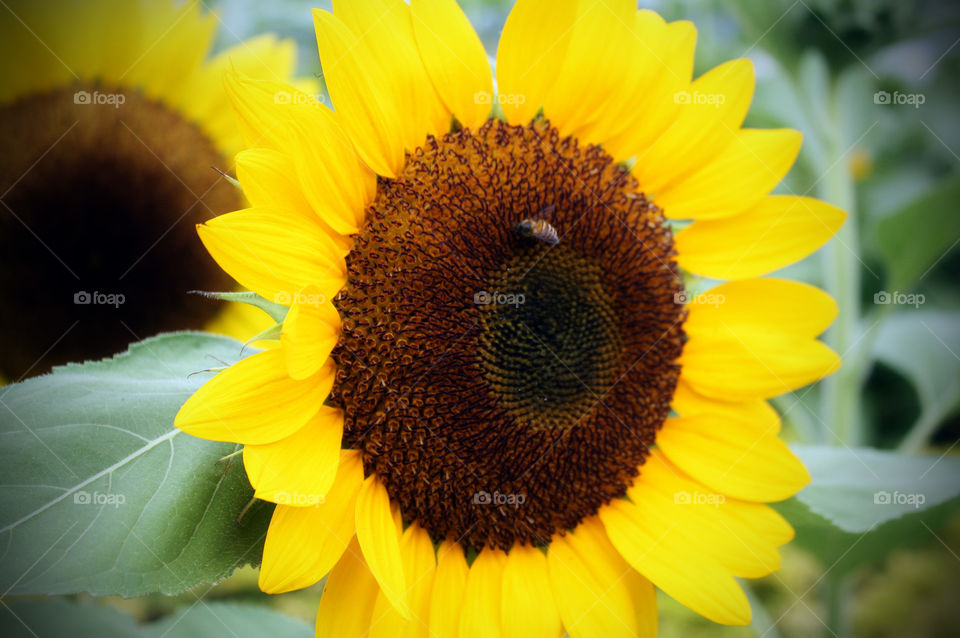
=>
[330,119,685,550]
[0,84,238,379]
[479,243,624,431]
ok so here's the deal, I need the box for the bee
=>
[516,218,560,245]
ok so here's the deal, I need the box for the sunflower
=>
[176,0,846,635]
[0,0,307,380]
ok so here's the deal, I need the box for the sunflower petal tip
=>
[311,7,332,26]
[174,395,203,431]
[826,346,843,374]
[734,605,753,626]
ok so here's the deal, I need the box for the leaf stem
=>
[899,407,943,453]
[825,572,856,637]
[819,102,863,447]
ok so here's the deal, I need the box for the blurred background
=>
[3,0,960,636]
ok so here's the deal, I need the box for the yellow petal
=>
[495,0,579,125]
[410,0,492,130]
[235,147,315,220]
[570,9,668,146]
[600,498,751,626]
[224,71,322,151]
[0,0,83,101]
[675,195,847,280]
[178,35,300,158]
[288,109,376,236]
[175,348,333,445]
[501,544,563,638]
[539,0,636,140]
[403,524,438,638]
[429,541,469,638]
[333,0,450,147]
[312,9,407,177]
[684,279,838,340]
[355,474,411,619]
[369,524,437,638]
[547,516,641,638]
[460,546,506,638]
[671,380,781,434]
[123,0,216,101]
[630,451,784,577]
[679,279,841,399]
[219,34,297,85]
[656,414,811,501]
[281,285,341,380]
[680,335,841,400]
[316,536,380,637]
[623,569,658,638]
[725,496,795,548]
[243,405,344,504]
[197,206,347,305]
[657,129,803,220]
[234,143,355,249]
[604,18,697,160]
[258,450,363,593]
[634,58,755,193]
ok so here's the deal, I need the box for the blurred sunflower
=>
[0,0,305,380]
[177,0,847,636]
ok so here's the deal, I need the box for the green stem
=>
[825,573,856,637]
[899,407,943,453]
[745,583,783,638]
[819,118,862,447]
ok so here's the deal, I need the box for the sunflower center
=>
[0,84,238,379]
[331,120,685,550]
[478,244,623,431]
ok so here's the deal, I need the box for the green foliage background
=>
[2,1,960,637]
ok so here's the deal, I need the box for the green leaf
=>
[149,602,312,638]
[792,445,960,531]
[190,290,289,323]
[0,599,312,638]
[245,321,283,346]
[777,445,960,574]
[0,333,273,597]
[0,598,145,638]
[874,311,960,433]
[874,172,960,292]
